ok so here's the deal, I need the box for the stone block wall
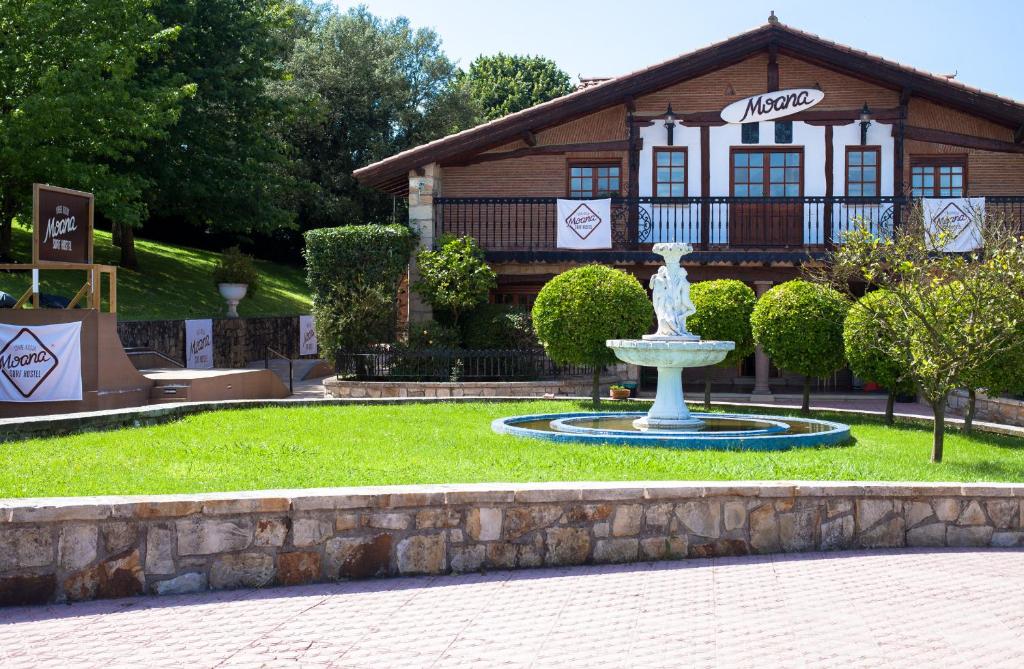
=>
[949,390,1024,428]
[1,482,1022,606]
[324,373,625,399]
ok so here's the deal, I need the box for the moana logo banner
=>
[721,88,825,124]
[0,322,82,402]
[556,199,612,249]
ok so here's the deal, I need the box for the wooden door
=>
[730,149,804,247]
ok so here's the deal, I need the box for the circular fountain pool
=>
[492,411,851,451]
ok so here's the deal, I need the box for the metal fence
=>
[335,348,594,382]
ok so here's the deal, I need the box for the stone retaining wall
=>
[2,482,1022,606]
[324,374,624,399]
[949,390,1024,428]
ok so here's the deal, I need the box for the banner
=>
[299,315,318,356]
[556,198,612,250]
[0,322,82,402]
[185,319,214,369]
[34,184,93,265]
[923,198,985,252]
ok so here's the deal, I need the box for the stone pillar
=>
[407,164,441,324]
[752,281,773,398]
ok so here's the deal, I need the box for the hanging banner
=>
[33,184,94,265]
[923,198,985,252]
[185,319,214,369]
[720,88,825,124]
[299,315,318,356]
[556,198,612,250]
[0,322,82,402]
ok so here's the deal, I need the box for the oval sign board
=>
[720,88,825,124]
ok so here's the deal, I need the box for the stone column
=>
[752,280,773,398]
[407,164,441,324]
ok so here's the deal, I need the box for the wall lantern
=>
[859,102,872,145]
[663,104,677,146]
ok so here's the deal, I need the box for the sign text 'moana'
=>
[720,88,825,124]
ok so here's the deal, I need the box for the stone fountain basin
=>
[605,339,735,368]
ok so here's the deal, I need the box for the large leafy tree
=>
[688,280,757,409]
[843,290,914,425]
[460,54,573,121]
[132,0,297,269]
[0,0,191,262]
[280,6,477,239]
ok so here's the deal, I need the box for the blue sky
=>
[338,0,1024,101]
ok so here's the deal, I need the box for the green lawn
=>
[0,223,311,320]
[2,401,1022,498]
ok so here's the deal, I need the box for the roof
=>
[355,19,1024,194]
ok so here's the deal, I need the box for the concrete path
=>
[2,548,1022,668]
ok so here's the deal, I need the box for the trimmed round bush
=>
[688,279,757,407]
[751,279,850,412]
[532,264,653,404]
[844,290,914,422]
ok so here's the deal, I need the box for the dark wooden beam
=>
[767,42,779,92]
[443,140,636,167]
[1015,124,1024,144]
[902,125,1024,154]
[623,95,636,113]
[520,130,537,146]
[700,126,711,248]
[636,107,902,126]
[824,125,834,247]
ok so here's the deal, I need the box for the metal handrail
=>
[124,347,184,368]
[265,346,293,395]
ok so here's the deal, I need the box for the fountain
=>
[493,243,851,450]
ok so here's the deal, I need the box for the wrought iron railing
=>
[335,347,594,382]
[433,196,1024,252]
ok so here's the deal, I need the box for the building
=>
[354,15,1024,396]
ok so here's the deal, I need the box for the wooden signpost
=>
[0,184,117,312]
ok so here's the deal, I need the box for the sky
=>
[337,0,1024,101]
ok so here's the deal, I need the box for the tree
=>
[0,0,191,262]
[459,53,574,121]
[133,0,296,268]
[413,235,496,329]
[532,265,653,406]
[843,290,914,424]
[280,6,477,245]
[688,280,756,409]
[751,279,849,414]
[823,207,1024,462]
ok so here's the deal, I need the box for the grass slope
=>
[2,400,1022,498]
[0,224,311,320]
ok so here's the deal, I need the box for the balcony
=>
[433,196,1024,260]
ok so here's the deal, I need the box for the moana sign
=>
[556,199,612,250]
[720,88,825,124]
[33,184,94,265]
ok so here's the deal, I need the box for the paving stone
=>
[254,518,288,546]
[144,524,174,575]
[396,535,446,575]
[153,572,207,596]
[611,505,643,537]
[593,538,638,563]
[175,518,252,556]
[292,518,333,546]
[466,508,502,541]
[324,535,392,579]
[676,501,721,538]
[906,523,947,547]
[58,524,98,571]
[544,527,590,566]
[209,552,274,589]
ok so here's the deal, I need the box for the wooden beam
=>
[902,125,1024,154]
[66,282,90,310]
[1015,123,1024,144]
[700,126,711,248]
[824,125,834,247]
[767,42,779,92]
[623,95,636,113]
[520,130,537,147]
[637,107,902,126]
[443,140,636,167]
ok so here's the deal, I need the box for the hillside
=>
[0,224,312,321]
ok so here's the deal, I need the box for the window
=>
[569,163,621,198]
[732,149,802,197]
[846,147,880,197]
[741,123,759,144]
[774,121,793,144]
[911,157,966,197]
[653,148,687,197]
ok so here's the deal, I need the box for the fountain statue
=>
[492,243,851,450]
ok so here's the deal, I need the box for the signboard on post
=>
[0,322,83,402]
[33,184,94,266]
[299,315,318,356]
[185,319,214,369]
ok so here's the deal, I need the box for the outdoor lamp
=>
[859,102,872,145]
[664,104,677,146]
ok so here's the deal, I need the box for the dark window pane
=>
[741,123,759,144]
[774,121,793,144]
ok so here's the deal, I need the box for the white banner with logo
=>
[0,322,82,402]
[299,315,317,356]
[924,198,985,252]
[556,198,612,250]
[185,319,214,369]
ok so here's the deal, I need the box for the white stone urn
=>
[218,283,248,318]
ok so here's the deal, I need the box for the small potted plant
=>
[213,246,259,317]
[609,384,630,401]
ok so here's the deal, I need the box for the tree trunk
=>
[801,376,811,415]
[964,388,976,434]
[930,397,946,463]
[0,201,14,261]
[591,366,601,408]
[704,374,712,410]
[885,390,895,425]
[111,221,122,247]
[119,224,139,270]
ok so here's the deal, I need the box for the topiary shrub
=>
[461,303,538,350]
[532,264,653,405]
[304,224,417,358]
[688,279,757,409]
[844,290,915,424]
[751,279,850,414]
[413,235,497,328]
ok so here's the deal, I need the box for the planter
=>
[610,387,630,401]
[217,283,248,318]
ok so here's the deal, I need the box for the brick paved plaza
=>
[1,548,1022,668]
